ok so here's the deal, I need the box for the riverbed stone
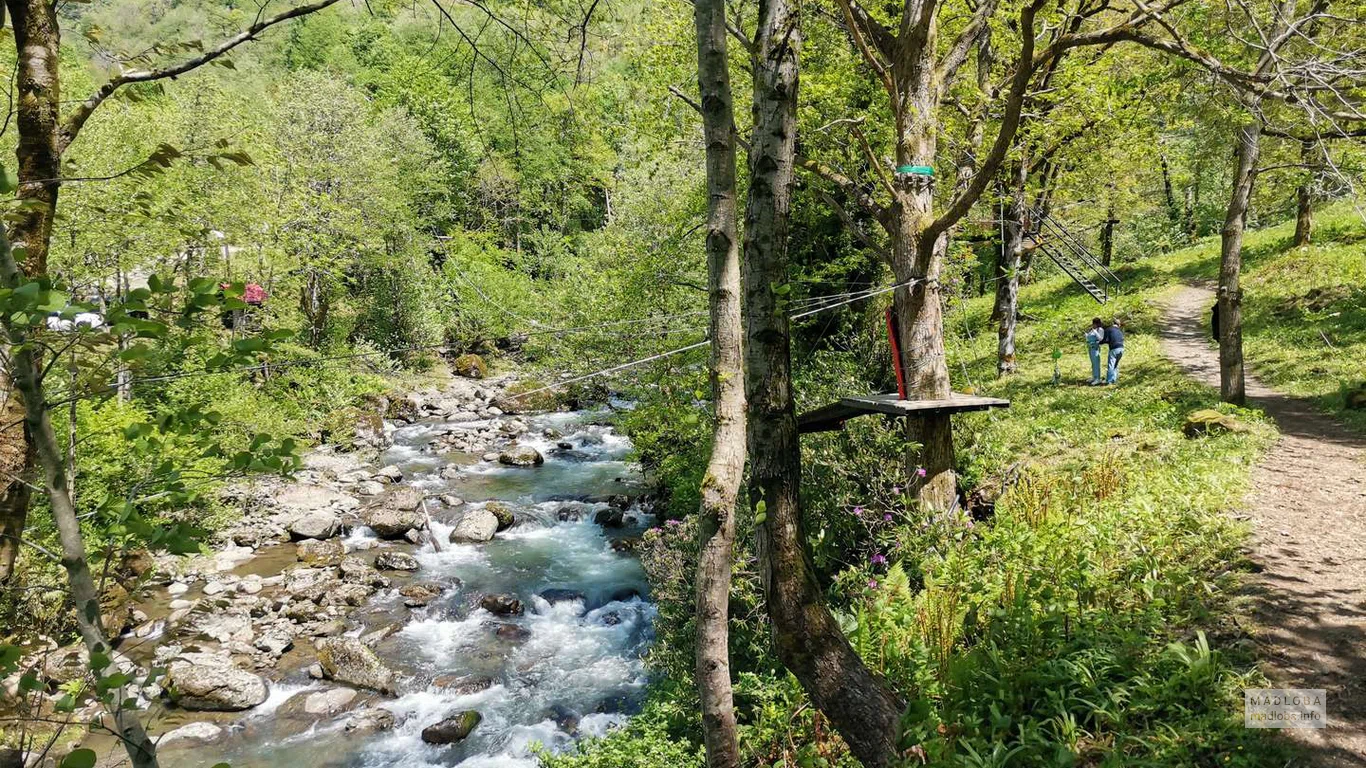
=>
[479,593,523,616]
[485,502,516,531]
[376,464,405,483]
[167,582,190,596]
[166,653,269,711]
[375,551,420,571]
[449,509,499,544]
[289,511,341,541]
[338,556,390,588]
[498,445,544,467]
[362,506,424,539]
[296,538,345,566]
[481,452,500,462]
[432,674,494,694]
[539,589,585,605]
[159,721,223,745]
[400,581,445,607]
[345,707,397,734]
[593,508,625,529]
[421,710,482,744]
[355,480,386,496]
[316,637,396,694]
[492,623,531,642]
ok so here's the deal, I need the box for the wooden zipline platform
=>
[798,392,1010,434]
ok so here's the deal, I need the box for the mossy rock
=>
[485,501,516,531]
[451,353,488,379]
[1182,409,1249,438]
[497,380,561,413]
[1344,384,1366,410]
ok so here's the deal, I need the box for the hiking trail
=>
[1159,284,1366,766]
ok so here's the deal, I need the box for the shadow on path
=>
[1160,284,1366,767]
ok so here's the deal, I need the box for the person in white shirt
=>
[1084,317,1105,385]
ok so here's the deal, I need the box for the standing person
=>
[1103,318,1126,385]
[1085,317,1105,385]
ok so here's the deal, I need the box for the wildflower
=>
[852,506,865,516]
[867,579,879,589]
[891,486,901,494]
[883,513,894,522]
[870,553,888,566]
[915,467,927,478]
[665,519,681,528]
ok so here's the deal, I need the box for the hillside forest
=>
[0,0,1364,767]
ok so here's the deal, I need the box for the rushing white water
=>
[186,408,654,767]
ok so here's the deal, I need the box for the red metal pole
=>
[886,308,907,400]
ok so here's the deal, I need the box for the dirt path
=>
[1160,284,1366,766]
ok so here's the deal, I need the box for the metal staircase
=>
[1024,207,1120,304]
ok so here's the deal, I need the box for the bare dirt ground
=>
[1160,284,1366,766]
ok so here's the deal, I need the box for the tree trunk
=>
[1218,121,1261,406]
[0,225,159,767]
[1293,140,1313,247]
[690,0,745,765]
[1159,153,1180,226]
[744,3,904,765]
[993,160,1027,376]
[0,387,32,584]
[0,0,65,586]
[1100,204,1116,267]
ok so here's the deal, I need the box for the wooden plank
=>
[798,392,1009,434]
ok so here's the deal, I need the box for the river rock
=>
[498,445,544,467]
[159,721,223,745]
[421,710,482,744]
[323,582,376,607]
[479,593,523,616]
[492,623,531,642]
[338,556,390,588]
[254,632,294,656]
[387,395,423,424]
[449,509,499,544]
[289,511,341,541]
[593,508,625,529]
[386,486,425,511]
[376,464,405,483]
[481,452,500,462]
[316,637,396,694]
[167,582,190,596]
[279,687,358,718]
[297,538,345,566]
[485,502,516,531]
[345,707,397,734]
[375,551,420,571]
[451,353,488,379]
[166,653,269,711]
[362,506,424,539]
[202,580,229,596]
[432,674,494,695]
[355,480,386,496]
[275,484,358,514]
[400,581,445,607]
[539,589,585,605]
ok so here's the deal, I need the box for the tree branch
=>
[937,0,1000,95]
[61,0,346,148]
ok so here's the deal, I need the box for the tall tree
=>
[688,0,747,764]
[743,1,907,765]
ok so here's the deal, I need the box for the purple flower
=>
[867,579,879,589]
[852,506,865,516]
[915,467,928,478]
[883,513,894,522]
[891,486,901,494]
[665,519,681,528]
[870,553,888,566]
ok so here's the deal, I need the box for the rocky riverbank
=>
[3,362,657,766]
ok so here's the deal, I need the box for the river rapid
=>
[158,400,657,767]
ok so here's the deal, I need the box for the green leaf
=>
[60,749,97,768]
[0,163,17,195]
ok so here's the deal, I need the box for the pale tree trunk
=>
[744,2,904,765]
[0,225,159,767]
[689,0,745,765]
[1293,140,1313,247]
[993,158,1028,376]
[0,385,32,584]
[1218,120,1261,406]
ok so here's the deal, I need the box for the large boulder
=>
[166,653,269,711]
[375,551,420,572]
[289,511,341,541]
[1182,409,1250,438]
[421,711,482,744]
[316,637,397,694]
[449,509,499,544]
[451,354,488,379]
[485,501,516,531]
[362,506,424,540]
[498,445,544,467]
[385,486,424,511]
[296,538,345,566]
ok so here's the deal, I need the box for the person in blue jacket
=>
[1103,318,1126,385]
[1084,317,1105,385]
